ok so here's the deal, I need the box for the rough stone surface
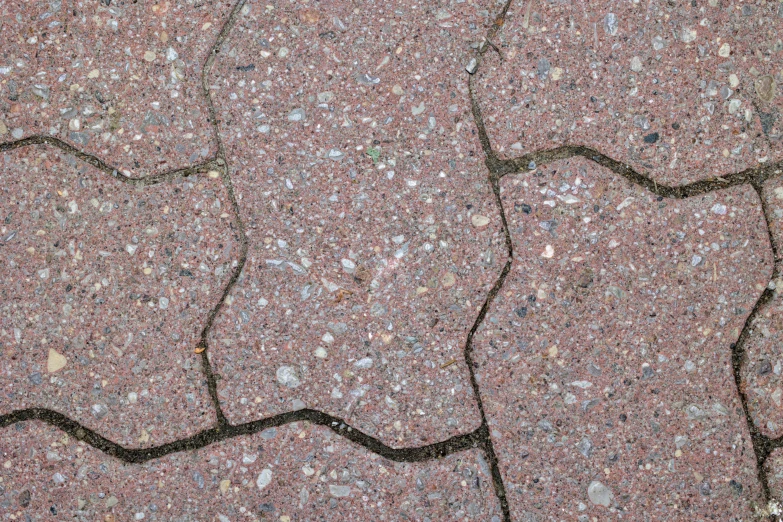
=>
[206,0,505,446]
[0,145,240,446]
[742,177,783,437]
[0,421,501,521]
[765,448,783,501]
[473,157,772,519]
[766,176,783,244]
[3,0,783,517]
[0,0,233,175]
[475,1,783,185]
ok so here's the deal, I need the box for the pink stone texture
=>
[0,421,501,521]
[766,448,783,501]
[0,0,233,176]
[742,178,783,437]
[0,145,240,446]
[206,0,506,446]
[473,157,772,519]
[475,0,783,185]
[765,176,783,257]
[3,0,783,518]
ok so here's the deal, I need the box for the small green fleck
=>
[366,147,380,164]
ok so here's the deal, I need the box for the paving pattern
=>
[1,0,783,520]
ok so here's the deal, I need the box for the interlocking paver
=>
[472,157,772,519]
[0,145,240,446]
[742,177,783,438]
[474,0,783,185]
[3,0,783,518]
[206,0,506,446]
[0,421,501,521]
[0,0,232,176]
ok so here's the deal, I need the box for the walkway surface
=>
[1,0,782,520]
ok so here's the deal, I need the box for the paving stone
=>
[742,177,783,438]
[765,176,783,257]
[765,447,783,501]
[0,421,501,521]
[474,0,783,185]
[0,0,233,176]
[206,0,506,445]
[0,145,241,446]
[473,157,772,519]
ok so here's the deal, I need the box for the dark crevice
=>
[748,182,783,515]
[758,182,782,268]
[0,134,219,186]
[730,281,775,503]
[462,257,513,519]
[458,2,519,519]
[198,348,229,428]
[496,144,783,200]
[202,0,249,160]
[0,408,484,465]
[194,0,252,426]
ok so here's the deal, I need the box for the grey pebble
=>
[588,481,613,507]
[537,58,551,79]
[288,108,306,122]
[603,13,619,36]
[576,437,593,458]
[91,403,109,419]
[357,73,380,85]
[327,148,345,161]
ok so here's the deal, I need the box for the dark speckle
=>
[643,132,659,144]
[236,64,255,72]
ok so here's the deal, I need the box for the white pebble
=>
[329,485,351,497]
[588,481,613,507]
[257,469,272,490]
[288,108,306,121]
[354,357,373,369]
[276,366,301,388]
